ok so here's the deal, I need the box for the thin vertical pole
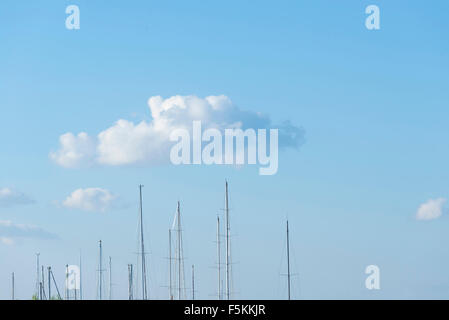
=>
[177,201,181,300]
[128,264,133,300]
[48,267,51,300]
[99,240,103,300]
[65,264,69,300]
[217,216,221,300]
[42,266,46,300]
[109,256,112,300]
[225,181,230,300]
[169,229,172,300]
[11,272,14,300]
[287,220,291,300]
[139,185,147,300]
[36,253,40,300]
[79,252,83,300]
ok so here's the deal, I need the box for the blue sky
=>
[1,0,449,299]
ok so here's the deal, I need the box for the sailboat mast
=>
[79,252,83,300]
[48,267,51,299]
[217,216,221,300]
[287,220,291,300]
[169,229,172,300]
[50,268,62,300]
[42,266,46,300]
[177,201,181,300]
[225,181,230,300]
[65,264,69,300]
[109,256,112,300]
[35,253,40,300]
[98,240,103,300]
[139,185,148,300]
[128,264,134,300]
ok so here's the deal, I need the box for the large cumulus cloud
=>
[50,95,304,168]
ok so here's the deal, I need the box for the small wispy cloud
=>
[62,188,116,212]
[0,187,34,208]
[0,220,58,244]
[0,237,15,245]
[416,198,447,221]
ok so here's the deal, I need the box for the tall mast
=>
[169,229,172,300]
[177,201,182,300]
[98,240,103,300]
[11,272,14,300]
[65,264,69,300]
[287,220,291,300]
[35,253,40,300]
[225,181,231,300]
[109,256,112,300]
[48,267,51,300]
[50,268,62,300]
[128,264,133,300]
[217,216,221,300]
[139,185,148,300]
[42,266,46,300]
[79,252,83,300]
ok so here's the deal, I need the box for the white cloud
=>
[51,95,304,167]
[416,198,447,221]
[49,132,96,168]
[0,220,57,243]
[0,237,14,245]
[0,188,34,207]
[0,237,15,246]
[62,188,115,212]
